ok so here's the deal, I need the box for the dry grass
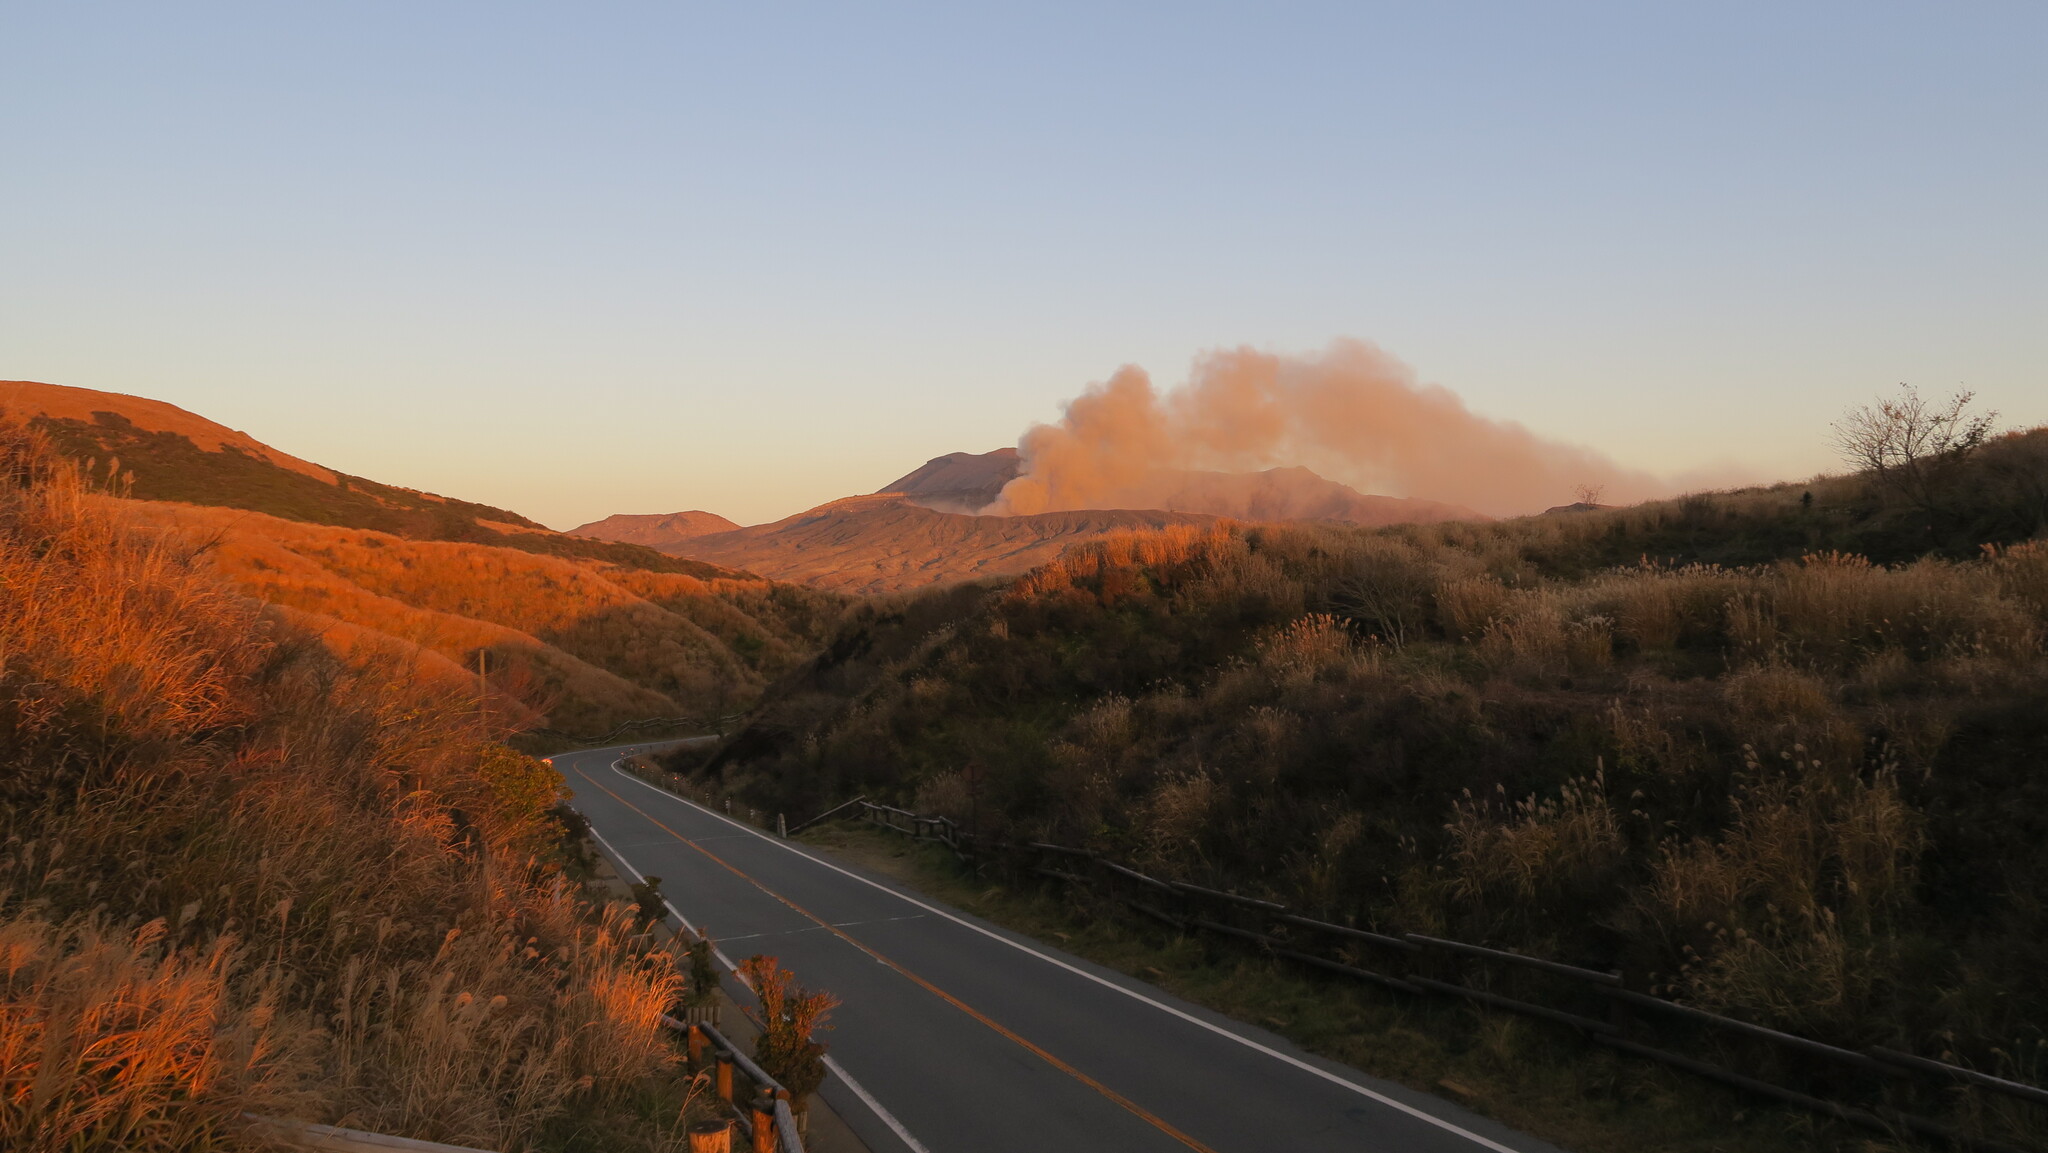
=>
[0,425,706,1150]
[112,500,842,739]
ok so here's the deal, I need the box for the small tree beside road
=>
[737,954,838,1114]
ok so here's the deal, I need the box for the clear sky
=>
[3,3,2042,528]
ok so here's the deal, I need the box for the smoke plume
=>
[987,340,1661,518]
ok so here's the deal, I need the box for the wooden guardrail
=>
[802,795,2044,1153]
[667,1018,806,1153]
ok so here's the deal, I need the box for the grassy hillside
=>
[118,499,845,741]
[692,426,2048,1146]
[5,384,848,739]
[0,424,712,1150]
[31,406,740,577]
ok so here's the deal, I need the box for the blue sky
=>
[3,2,2042,526]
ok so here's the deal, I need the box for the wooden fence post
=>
[688,1023,705,1067]
[716,1054,734,1103]
[750,1091,777,1153]
[687,1119,732,1153]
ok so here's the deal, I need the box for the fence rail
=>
[794,793,2044,1153]
[665,1017,806,1153]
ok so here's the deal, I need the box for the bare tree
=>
[1831,385,1997,517]
[1572,483,1606,507]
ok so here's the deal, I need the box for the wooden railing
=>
[668,1017,806,1153]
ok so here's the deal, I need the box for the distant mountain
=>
[569,510,741,549]
[878,445,1481,526]
[673,494,1213,594]
[879,448,1021,512]
[667,451,1484,593]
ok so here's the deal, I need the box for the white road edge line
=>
[562,761,935,1153]
[822,1054,937,1153]
[597,755,1530,1153]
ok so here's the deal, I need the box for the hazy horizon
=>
[4,3,2043,528]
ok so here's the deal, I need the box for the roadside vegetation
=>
[0,423,719,1150]
[691,401,2048,1148]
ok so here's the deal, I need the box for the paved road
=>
[553,745,1568,1153]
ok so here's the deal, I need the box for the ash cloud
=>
[987,340,1663,518]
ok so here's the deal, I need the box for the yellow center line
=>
[574,765,1221,1153]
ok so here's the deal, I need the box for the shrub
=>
[735,956,837,1111]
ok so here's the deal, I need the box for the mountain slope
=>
[881,447,1484,527]
[569,509,740,548]
[879,448,1022,512]
[5,379,741,578]
[673,493,1215,594]
[674,454,1483,593]
[5,381,844,742]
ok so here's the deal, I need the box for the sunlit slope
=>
[673,493,1220,593]
[672,455,1484,594]
[4,379,743,577]
[119,499,840,736]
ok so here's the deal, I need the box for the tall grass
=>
[115,499,844,739]
[0,425,700,1150]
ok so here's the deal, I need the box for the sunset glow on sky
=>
[4,3,2043,527]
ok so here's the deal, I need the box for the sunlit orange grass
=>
[0,915,321,1152]
[1,426,705,1148]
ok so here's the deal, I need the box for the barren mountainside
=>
[672,493,1215,593]
[569,509,741,548]
[670,449,1485,592]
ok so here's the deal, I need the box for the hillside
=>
[0,424,713,1149]
[569,508,740,548]
[683,426,2048,1148]
[880,447,1022,512]
[3,379,742,578]
[882,446,1485,525]
[671,456,1484,594]
[672,493,1217,593]
[4,382,844,740]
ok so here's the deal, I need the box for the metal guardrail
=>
[812,795,2044,1153]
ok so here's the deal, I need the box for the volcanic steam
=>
[986,340,1659,518]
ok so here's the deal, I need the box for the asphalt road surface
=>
[553,745,1569,1153]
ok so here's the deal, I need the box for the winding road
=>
[551,744,1567,1153]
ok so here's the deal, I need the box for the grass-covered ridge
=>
[700,426,2048,1129]
[14,398,850,742]
[32,409,741,578]
[0,424,711,1150]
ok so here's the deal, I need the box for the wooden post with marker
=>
[750,1091,776,1153]
[687,1119,732,1153]
[687,1023,706,1067]
[716,1053,734,1103]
